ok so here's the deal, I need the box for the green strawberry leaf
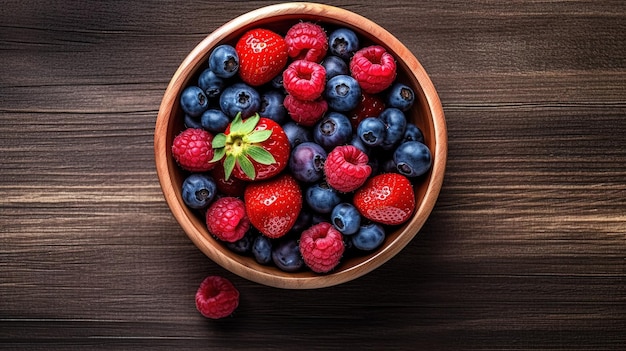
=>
[244,129,272,144]
[240,114,260,134]
[246,145,276,165]
[228,113,244,134]
[212,133,226,149]
[237,154,256,180]
[210,147,225,163]
[223,153,236,181]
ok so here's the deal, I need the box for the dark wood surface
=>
[1,1,624,349]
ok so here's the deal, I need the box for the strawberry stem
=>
[210,112,275,180]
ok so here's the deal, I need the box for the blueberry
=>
[180,86,208,117]
[386,83,415,111]
[289,142,327,183]
[331,203,361,235]
[328,28,360,60]
[270,73,285,92]
[357,117,387,147]
[378,108,407,150]
[324,75,361,112]
[282,121,313,148]
[181,174,216,209]
[393,141,432,177]
[381,157,397,173]
[208,44,239,78]
[321,55,349,80]
[352,223,385,251]
[184,114,203,129]
[272,239,304,272]
[349,134,371,155]
[259,90,287,124]
[219,82,260,118]
[197,68,224,99]
[313,112,353,151]
[200,108,230,133]
[225,230,254,254]
[305,182,341,214]
[291,209,312,233]
[252,235,273,265]
[402,123,425,144]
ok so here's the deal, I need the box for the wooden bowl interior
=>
[155,3,447,289]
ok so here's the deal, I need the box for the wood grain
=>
[1,0,625,349]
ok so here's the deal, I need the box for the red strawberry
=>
[235,28,288,86]
[211,113,290,181]
[299,222,345,273]
[209,165,247,198]
[348,93,386,129]
[353,173,416,226]
[244,174,302,239]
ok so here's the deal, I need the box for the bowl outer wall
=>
[154,2,447,289]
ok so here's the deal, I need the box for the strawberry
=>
[348,93,386,129]
[244,173,303,239]
[353,173,416,226]
[211,113,290,181]
[235,28,289,86]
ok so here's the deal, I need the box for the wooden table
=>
[1,1,624,349]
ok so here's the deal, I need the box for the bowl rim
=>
[154,2,447,289]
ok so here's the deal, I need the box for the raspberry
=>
[283,94,328,127]
[172,128,216,172]
[206,197,249,242]
[299,222,345,273]
[348,93,386,129]
[195,276,239,319]
[324,145,372,193]
[282,60,326,101]
[350,45,397,94]
[285,22,328,63]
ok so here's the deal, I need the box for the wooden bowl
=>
[154,2,447,289]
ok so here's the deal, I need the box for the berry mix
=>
[173,22,433,281]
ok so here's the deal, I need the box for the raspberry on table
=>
[205,197,250,242]
[283,94,328,127]
[195,275,240,319]
[171,128,216,172]
[350,45,397,94]
[324,145,372,193]
[299,222,345,273]
[285,22,328,63]
[282,59,326,101]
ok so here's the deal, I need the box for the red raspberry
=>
[285,22,328,63]
[171,128,216,172]
[195,275,239,319]
[283,94,328,127]
[205,197,249,242]
[299,222,345,273]
[348,93,386,129]
[350,45,397,94]
[282,60,326,101]
[324,145,372,193]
